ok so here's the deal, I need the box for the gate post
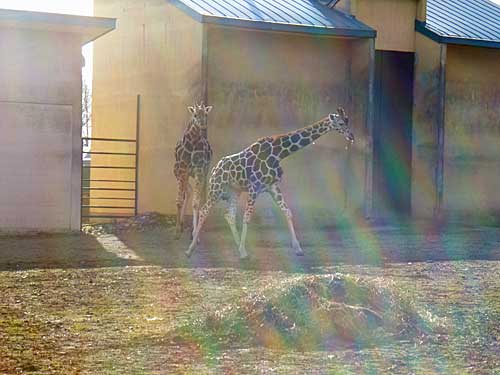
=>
[135,94,141,216]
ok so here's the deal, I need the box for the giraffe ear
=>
[329,113,336,122]
[337,107,346,118]
[188,106,196,115]
[204,106,212,114]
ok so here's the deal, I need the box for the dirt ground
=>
[0,223,499,374]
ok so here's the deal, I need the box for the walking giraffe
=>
[186,107,354,258]
[174,102,213,238]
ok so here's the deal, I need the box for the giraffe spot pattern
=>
[279,149,290,159]
[203,113,349,206]
[299,138,310,147]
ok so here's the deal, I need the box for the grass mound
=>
[174,274,443,351]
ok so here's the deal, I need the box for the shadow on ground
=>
[120,223,500,271]
[0,233,143,271]
[0,223,498,272]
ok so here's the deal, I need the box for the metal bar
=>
[82,214,135,219]
[80,132,85,230]
[82,179,136,183]
[135,94,141,216]
[86,151,136,156]
[82,197,136,201]
[82,187,136,191]
[82,137,136,143]
[83,166,136,170]
[82,205,135,209]
[83,179,135,184]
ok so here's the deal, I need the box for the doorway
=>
[373,51,414,219]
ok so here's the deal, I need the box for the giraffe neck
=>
[184,119,206,141]
[272,117,334,160]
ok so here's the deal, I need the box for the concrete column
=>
[434,43,447,219]
[364,37,376,219]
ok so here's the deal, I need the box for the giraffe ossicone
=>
[185,107,353,259]
[174,101,213,239]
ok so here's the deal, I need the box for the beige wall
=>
[416,0,427,21]
[206,26,369,225]
[411,33,442,219]
[92,0,204,216]
[444,45,500,221]
[93,1,371,223]
[0,28,82,231]
[355,0,417,52]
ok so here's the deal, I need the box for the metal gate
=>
[81,95,140,224]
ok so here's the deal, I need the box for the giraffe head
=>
[188,102,212,130]
[328,107,354,143]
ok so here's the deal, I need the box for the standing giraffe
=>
[186,107,353,258]
[174,102,213,238]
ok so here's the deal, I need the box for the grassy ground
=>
[0,224,499,374]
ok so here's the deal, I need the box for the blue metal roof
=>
[169,0,375,38]
[416,0,500,48]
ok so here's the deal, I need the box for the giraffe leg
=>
[181,182,192,229]
[175,176,189,238]
[269,184,304,256]
[238,191,258,259]
[186,198,216,258]
[224,192,241,246]
[192,177,203,241]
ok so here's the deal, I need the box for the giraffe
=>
[185,107,353,259]
[174,102,213,238]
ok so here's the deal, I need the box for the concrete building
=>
[92,0,500,225]
[412,0,500,223]
[91,0,375,226]
[0,9,115,231]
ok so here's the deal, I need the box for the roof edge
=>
[202,14,376,38]
[169,0,375,38]
[415,20,500,49]
[0,8,116,45]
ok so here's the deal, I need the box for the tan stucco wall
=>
[411,33,442,219]
[416,0,427,21]
[0,28,82,231]
[355,0,417,52]
[444,45,500,221]
[93,1,371,223]
[206,26,369,225]
[92,0,204,216]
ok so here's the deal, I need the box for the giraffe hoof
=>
[185,250,192,258]
[238,248,249,260]
[292,242,304,256]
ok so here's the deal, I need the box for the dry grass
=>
[0,223,499,374]
[0,262,498,374]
